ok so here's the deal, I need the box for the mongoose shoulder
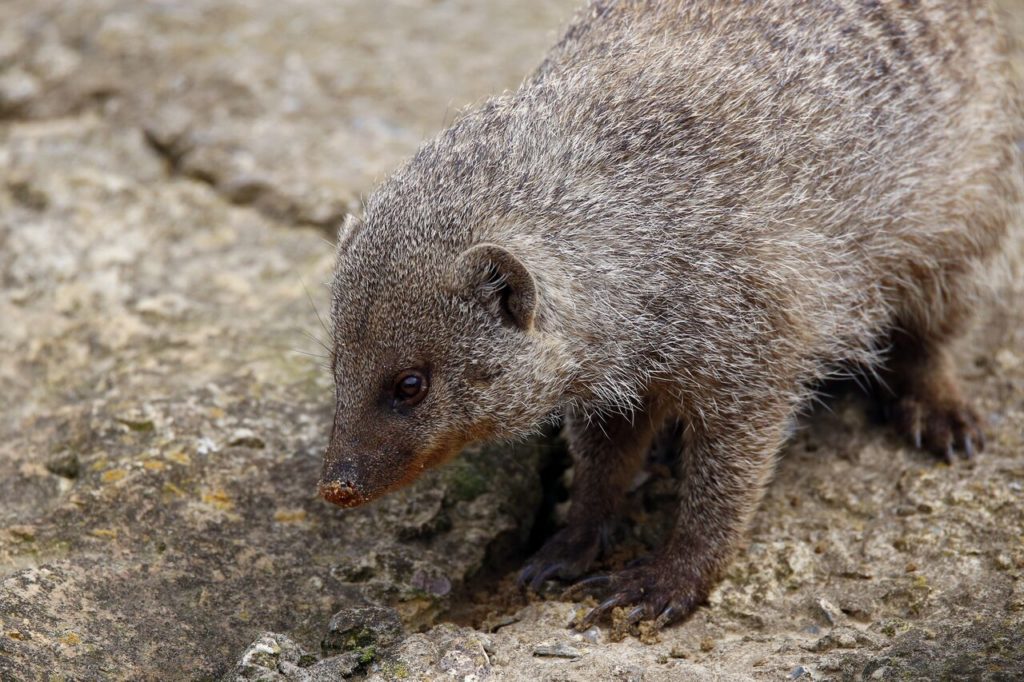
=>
[321,0,1023,627]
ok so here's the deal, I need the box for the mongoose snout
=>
[318,480,363,509]
[322,0,1022,630]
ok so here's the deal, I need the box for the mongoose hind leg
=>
[518,404,666,592]
[568,400,793,630]
[885,330,984,462]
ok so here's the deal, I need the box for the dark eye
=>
[392,369,428,408]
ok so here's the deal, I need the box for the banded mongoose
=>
[320,0,1023,628]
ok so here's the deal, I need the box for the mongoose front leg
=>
[518,404,666,591]
[569,406,791,629]
[886,331,984,461]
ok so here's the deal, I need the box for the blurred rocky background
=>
[1,1,1022,680]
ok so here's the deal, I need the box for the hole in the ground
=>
[445,428,572,629]
[443,422,683,630]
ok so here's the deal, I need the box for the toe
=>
[562,573,612,599]
[895,395,985,463]
[653,599,694,629]
[625,605,649,625]
[528,562,565,592]
[578,592,634,630]
[951,409,984,460]
[895,398,924,450]
[516,563,537,589]
[519,524,604,592]
[922,413,953,460]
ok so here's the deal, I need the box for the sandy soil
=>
[1,1,1022,680]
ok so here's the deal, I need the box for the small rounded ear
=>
[456,243,537,331]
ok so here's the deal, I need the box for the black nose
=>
[318,457,367,508]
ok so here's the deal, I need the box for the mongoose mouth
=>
[318,479,367,508]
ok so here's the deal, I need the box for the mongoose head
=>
[319,157,573,507]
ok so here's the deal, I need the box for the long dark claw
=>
[626,605,648,624]
[562,573,612,599]
[579,594,628,630]
[654,605,681,629]
[893,392,985,465]
[529,563,564,592]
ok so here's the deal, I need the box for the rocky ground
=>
[1,1,1022,680]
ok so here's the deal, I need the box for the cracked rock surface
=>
[2,1,1023,680]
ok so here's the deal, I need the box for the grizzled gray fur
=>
[321,0,1023,627]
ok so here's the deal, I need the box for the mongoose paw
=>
[892,394,985,463]
[564,560,705,631]
[518,523,604,592]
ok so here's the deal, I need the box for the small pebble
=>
[532,642,583,660]
[228,428,265,449]
[817,598,842,626]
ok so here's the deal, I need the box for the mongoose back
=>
[320,0,1022,627]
